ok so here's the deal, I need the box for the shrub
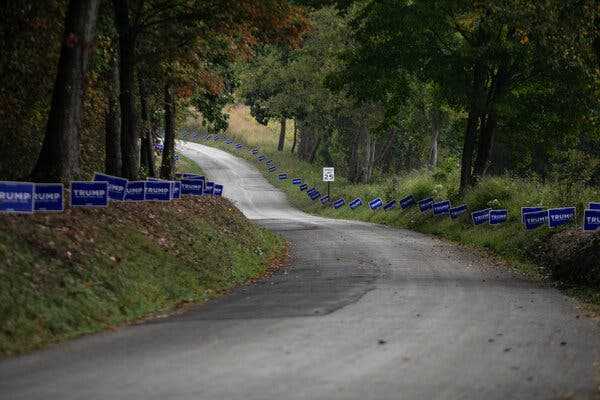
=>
[464,176,514,210]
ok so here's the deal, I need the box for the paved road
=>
[2,141,600,400]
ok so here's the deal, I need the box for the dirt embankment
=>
[536,230,600,285]
[0,197,286,356]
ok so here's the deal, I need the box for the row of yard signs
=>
[0,172,223,214]
[201,133,600,232]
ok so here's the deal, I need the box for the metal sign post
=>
[322,167,334,198]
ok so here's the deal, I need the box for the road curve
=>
[1,141,600,400]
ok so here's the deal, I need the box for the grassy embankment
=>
[0,156,286,357]
[182,105,600,307]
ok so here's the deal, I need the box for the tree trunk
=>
[376,127,396,173]
[30,0,100,182]
[277,117,286,151]
[160,84,176,179]
[113,0,139,179]
[297,119,318,162]
[309,137,321,163]
[105,54,121,175]
[473,65,510,179]
[138,76,156,177]
[361,131,376,183]
[459,61,487,193]
[429,109,440,170]
[291,120,297,153]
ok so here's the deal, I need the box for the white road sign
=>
[323,167,335,182]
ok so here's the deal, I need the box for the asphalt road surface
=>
[2,141,600,400]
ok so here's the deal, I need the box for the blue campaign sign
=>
[251,149,259,155]
[521,207,545,223]
[235,144,243,149]
[450,204,467,219]
[471,208,491,225]
[181,179,204,196]
[548,207,576,228]
[257,155,266,161]
[171,181,181,199]
[299,184,308,191]
[71,181,108,208]
[94,173,128,201]
[278,173,288,180]
[320,195,330,204]
[144,181,171,201]
[34,183,63,212]
[204,181,215,195]
[213,184,224,197]
[307,188,317,197]
[418,197,434,212]
[432,200,451,216]
[333,198,345,209]
[266,160,273,165]
[589,202,600,210]
[383,200,396,211]
[147,177,162,181]
[292,178,302,185]
[349,198,363,210]
[523,210,548,230]
[583,209,600,231]
[0,181,34,213]
[181,173,204,180]
[124,181,145,202]
[369,198,383,210]
[400,195,415,209]
[309,191,320,201]
[489,209,508,225]
[268,166,277,173]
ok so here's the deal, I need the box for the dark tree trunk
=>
[138,76,156,177]
[309,137,321,163]
[277,117,286,151]
[105,54,121,175]
[113,0,139,179]
[297,119,318,162]
[377,127,396,174]
[473,66,510,179]
[160,84,176,179]
[31,0,100,182]
[291,120,297,153]
[459,61,487,193]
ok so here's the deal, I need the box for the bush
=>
[464,176,514,210]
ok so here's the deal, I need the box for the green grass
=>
[191,133,600,295]
[176,153,205,176]
[0,197,285,356]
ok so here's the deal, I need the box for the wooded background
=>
[1,1,599,196]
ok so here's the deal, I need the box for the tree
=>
[111,0,308,178]
[337,0,599,192]
[30,0,101,182]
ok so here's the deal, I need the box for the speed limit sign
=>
[322,167,335,182]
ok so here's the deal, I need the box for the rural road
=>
[2,141,600,400]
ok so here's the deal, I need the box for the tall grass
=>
[225,104,295,151]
